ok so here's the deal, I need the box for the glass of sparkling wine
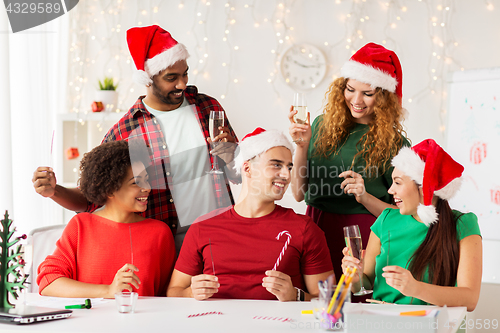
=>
[293,93,308,142]
[343,225,373,296]
[207,110,225,174]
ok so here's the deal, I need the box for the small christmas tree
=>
[0,211,27,309]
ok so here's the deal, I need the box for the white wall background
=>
[2,1,500,330]
[61,0,500,227]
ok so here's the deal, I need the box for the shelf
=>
[57,110,126,122]
[55,111,127,185]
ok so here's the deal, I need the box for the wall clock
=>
[280,43,327,91]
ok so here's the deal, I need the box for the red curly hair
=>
[313,77,408,177]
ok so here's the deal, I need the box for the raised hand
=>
[340,170,367,203]
[108,264,141,298]
[207,127,237,165]
[382,265,419,297]
[262,270,296,302]
[190,274,219,300]
[209,126,236,144]
[288,106,311,147]
[341,247,363,284]
[32,167,57,198]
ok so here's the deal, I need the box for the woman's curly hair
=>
[313,77,408,177]
[79,140,150,206]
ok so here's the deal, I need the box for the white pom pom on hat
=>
[126,25,190,86]
[391,139,464,226]
[233,127,294,175]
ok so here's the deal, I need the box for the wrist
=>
[409,280,423,299]
[357,191,372,205]
[294,287,305,302]
[51,184,64,198]
[101,284,113,299]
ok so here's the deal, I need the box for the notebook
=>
[0,306,72,325]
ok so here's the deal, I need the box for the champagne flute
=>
[343,225,373,296]
[207,110,225,174]
[292,93,308,142]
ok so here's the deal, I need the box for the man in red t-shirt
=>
[167,128,334,301]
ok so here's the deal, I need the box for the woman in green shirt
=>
[342,139,482,311]
[289,43,409,280]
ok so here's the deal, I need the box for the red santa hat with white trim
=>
[341,42,403,102]
[391,139,464,226]
[233,127,294,175]
[126,25,190,86]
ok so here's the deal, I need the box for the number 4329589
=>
[5,2,62,14]
[446,319,498,330]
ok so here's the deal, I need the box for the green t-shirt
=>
[371,208,481,305]
[305,115,410,215]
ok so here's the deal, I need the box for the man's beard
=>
[152,81,183,105]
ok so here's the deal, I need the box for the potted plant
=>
[95,77,118,112]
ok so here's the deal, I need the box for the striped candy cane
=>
[273,230,292,270]
[253,316,294,322]
[187,311,223,318]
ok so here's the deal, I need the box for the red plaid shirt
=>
[87,86,238,235]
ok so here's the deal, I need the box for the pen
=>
[333,267,357,315]
[400,310,427,316]
[65,299,92,309]
[326,267,350,313]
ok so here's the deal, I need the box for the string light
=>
[66,0,484,139]
[404,0,464,134]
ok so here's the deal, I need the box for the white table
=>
[1,294,467,333]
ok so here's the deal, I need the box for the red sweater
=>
[37,213,175,296]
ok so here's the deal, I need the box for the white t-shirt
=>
[144,99,218,236]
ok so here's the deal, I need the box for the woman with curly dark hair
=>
[288,43,410,280]
[37,140,175,298]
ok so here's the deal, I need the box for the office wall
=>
[60,0,500,216]
[4,2,499,325]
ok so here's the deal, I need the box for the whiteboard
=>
[446,68,500,242]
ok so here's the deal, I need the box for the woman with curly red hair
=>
[37,140,175,298]
[289,43,410,280]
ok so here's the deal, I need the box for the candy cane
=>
[187,311,223,318]
[273,230,291,270]
[253,316,294,322]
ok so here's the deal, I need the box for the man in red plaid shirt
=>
[32,25,239,251]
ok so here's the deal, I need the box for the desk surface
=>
[1,294,466,333]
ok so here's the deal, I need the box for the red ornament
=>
[91,101,104,112]
[491,187,500,206]
[66,147,80,160]
[470,142,487,165]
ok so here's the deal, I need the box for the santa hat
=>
[126,25,190,86]
[233,127,294,174]
[391,139,464,226]
[340,42,403,101]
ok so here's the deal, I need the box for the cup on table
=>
[115,291,138,313]
[318,284,351,331]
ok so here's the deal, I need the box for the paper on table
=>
[362,309,439,317]
[27,297,109,309]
